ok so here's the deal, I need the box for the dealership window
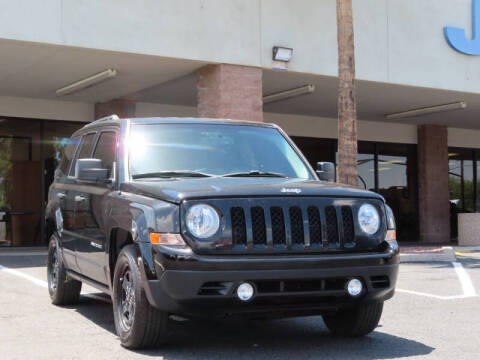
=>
[293,137,418,242]
[0,118,86,247]
[357,143,375,191]
[377,143,418,242]
[448,149,476,213]
[0,118,41,246]
[448,148,478,240]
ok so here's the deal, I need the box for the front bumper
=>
[140,245,399,317]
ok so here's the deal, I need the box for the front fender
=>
[105,191,180,279]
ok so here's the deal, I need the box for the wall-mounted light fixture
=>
[272,46,293,70]
[56,69,117,97]
[385,101,467,120]
[273,46,293,62]
[263,84,315,104]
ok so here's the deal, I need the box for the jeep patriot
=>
[45,116,399,349]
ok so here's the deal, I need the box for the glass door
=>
[377,143,418,242]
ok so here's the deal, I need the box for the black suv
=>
[46,116,399,349]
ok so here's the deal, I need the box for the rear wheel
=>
[47,234,82,305]
[112,244,168,349]
[323,301,383,337]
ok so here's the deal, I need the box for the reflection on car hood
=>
[120,177,384,204]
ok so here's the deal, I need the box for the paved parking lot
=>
[1,251,480,360]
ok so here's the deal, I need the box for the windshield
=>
[128,123,313,180]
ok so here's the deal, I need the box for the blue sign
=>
[445,0,480,55]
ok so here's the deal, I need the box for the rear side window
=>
[70,133,96,176]
[59,136,80,176]
[93,132,117,178]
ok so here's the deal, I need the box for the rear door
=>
[73,130,117,285]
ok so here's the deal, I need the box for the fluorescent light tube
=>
[56,69,117,96]
[263,84,316,104]
[385,101,467,120]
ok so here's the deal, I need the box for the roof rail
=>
[94,114,119,123]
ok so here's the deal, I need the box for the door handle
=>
[56,193,66,200]
[75,195,86,203]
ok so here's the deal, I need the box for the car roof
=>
[72,116,277,137]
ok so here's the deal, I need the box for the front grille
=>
[233,203,355,250]
[183,198,385,254]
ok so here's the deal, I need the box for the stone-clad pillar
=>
[197,64,263,121]
[417,124,450,243]
[94,99,136,120]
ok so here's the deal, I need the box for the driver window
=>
[69,133,96,176]
[93,131,117,178]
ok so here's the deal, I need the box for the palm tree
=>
[336,0,358,186]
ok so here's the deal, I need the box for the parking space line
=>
[0,264,111,303]
[0,264,48,288]
[397,261,478,300]
[452,261,477,297]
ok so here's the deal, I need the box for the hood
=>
[120,177,384,204]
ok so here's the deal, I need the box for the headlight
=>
[358,204,380,235]
[186,204,220,238]
[385,204,396,230]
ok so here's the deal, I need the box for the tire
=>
[47,234,82,305]
[112,244,168,349]
[323,301,383,337]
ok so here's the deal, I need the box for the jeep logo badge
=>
[281,188,302,194]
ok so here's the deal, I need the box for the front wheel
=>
[322,301,384,337]
[112,245,168,349]
[47,234,82,305]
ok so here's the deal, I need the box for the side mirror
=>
[316,162,335,182]
[75,158,109,182]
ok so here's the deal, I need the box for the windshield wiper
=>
[222,170,287,178]
[132,171,212,179]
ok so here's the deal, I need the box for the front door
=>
[72,130,117,285]
[51,135,80,271]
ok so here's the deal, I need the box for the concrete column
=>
[197,64,263,121]
[417,124,450,243]
[94,99,136,120]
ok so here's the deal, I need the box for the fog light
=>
[347,278,363,297]
[237,283,254,301]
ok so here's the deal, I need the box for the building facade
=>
[0,0,480,246]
